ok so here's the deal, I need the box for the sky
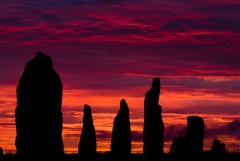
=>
[0,0,240,154]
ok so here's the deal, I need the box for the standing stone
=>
[78,104,96,160]
[143,78,164,159]
[111,99,131,160]
[211,139,226,154]
[15,52,64,160]
[186,116,204,158]
[0,147,3,156]
[170,136,187,159]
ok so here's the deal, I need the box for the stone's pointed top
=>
[78,104,96,157]
[111,99,131,158]
[36,51,44,56]
[120,99,129,111]
[211,139,226,154]
[152,78,160,89]
[213,139,221,145]
[84,104,91,114]
[34,51,52,68]
[120,99,127,106]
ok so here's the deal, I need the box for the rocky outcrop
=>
[15,52,64,160]
[211,139,226,154]
[170,116,204,160]
[143,78,164,159]
[111,99,131,159]
[78,104,96,160]
[186,116,204,158]
[170,136,187,158]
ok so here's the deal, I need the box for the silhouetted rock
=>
[170,136,187,159]
[111,99,131,160]
[186,116,204,159]
[78,104,97,160]
[0,147,3,156]
[15,52,64,160]
[143,78,164,159]
[211,139,226,154]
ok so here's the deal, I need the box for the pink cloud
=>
[0,0,239,153]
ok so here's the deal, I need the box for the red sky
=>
[0,0,240,153]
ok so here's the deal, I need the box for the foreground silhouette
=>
[111,99,131,160]
[143,78,164,160]
[15,52,64,160]
[210,139,227,160]
[2,152,240,161]
[0,147,3,156]
[170,116,204,160]
[78,104,97,160]
[186,116,204,158]
[170,136,187,159]
[7,52,239,161]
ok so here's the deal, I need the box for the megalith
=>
[111,99,131,159]
[186,116,204,157]
[78,104,96,160]
[15,52,64,160]
[143,78,164,159]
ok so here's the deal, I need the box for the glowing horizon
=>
[0,0,239,154]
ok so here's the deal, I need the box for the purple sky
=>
[0,0,240,153]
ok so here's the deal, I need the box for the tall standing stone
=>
[143,78,164,159]
[78,104,96,160]
[0,147,3,156]
[186,116,204,158]
[15,52,64,160]
[111,99,131,160]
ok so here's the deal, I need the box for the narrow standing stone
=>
[143,78,164,159]
[78,104,96,160]
[111,99,131,160]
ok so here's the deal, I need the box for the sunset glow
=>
[0,0,240,154]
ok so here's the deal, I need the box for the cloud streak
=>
[0,0,239,153]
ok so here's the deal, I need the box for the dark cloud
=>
[163,101,240,114]
[163,119,240,144]
[0,122,15,128]
[196,3,240,14]
[205,119,240,140]
[96,130,111,139]
[19,0,128,7]
[0,112,14,118]
[162,77,240,94]
[164,125,186,142]
[163,16,240,33]
[163,19,194,32]
[206,15,240,32]
[132,131,143,142]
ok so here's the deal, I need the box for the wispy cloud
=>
[0,0,239,153]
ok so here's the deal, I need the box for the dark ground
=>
[1,152,240,161]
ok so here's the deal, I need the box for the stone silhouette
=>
[111,99,131,160]
[186,116,204,159]
[15,52,64,160]
[211,139,226,154]
[143,78,164,159]
[170,116,204,160]
[170,136,187,159]
[78,104,97,160]
[0,147,3,156]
